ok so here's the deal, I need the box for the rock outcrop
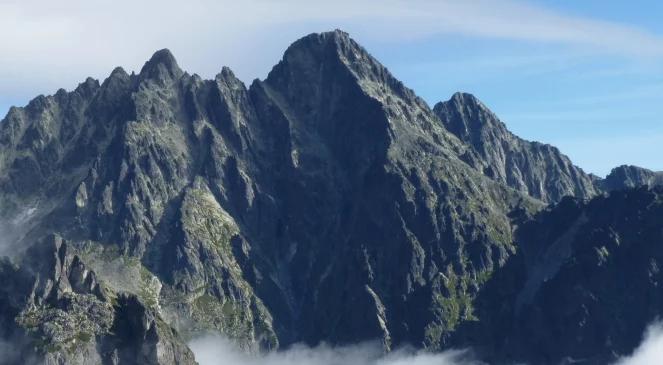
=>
[433,92,598,203]
[0,235,195,365]
[433,93,663,202]
[599,164,663,192]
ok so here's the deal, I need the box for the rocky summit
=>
[0,30,661,364]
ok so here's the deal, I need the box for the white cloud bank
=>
[189,336,483,365]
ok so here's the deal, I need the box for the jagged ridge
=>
[0,29,661,365]
[433,92,598,203]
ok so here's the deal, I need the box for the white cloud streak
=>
[189,335,482,365]
[1,0,663,100]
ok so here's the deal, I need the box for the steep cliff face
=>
[248,31,539,349]
[433,93,598,203]
[0,47,279,356]
[0,30,539,362]
[454,186,663,364]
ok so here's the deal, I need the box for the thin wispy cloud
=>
[1,0,662,95]
[408,0,663,57]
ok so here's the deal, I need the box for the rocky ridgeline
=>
[433,93,599,203]
[600,164,663,192]
[433,93,662,202]
[0,30,661,364]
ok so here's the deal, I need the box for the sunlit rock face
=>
[0,30,661,365]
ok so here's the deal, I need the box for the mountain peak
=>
[293,29,352,47]
[274,29,358,70]
[434,92,500,140]
[443,92,493,116]
[145,48,178,68]
[434,92,598,203]
[601,164,663,191]
[265,29,417,107]
[264,30,359,95]
[139,48,183,81]
[450,91,480,103]
[272,29,384,76]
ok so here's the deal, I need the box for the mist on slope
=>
[0,338,41,365]
[613,322,663,365]
[189,335,483,365]
[191,321,663,365]
[0,204,39,257]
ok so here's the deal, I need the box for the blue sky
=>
[1,0,662,176]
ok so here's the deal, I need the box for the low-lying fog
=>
[190,322,663,365]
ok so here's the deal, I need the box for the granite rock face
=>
[249,31,538,349]
[453,186,663,364]
[0,235,195,365]
[0,31,538,362]
[433,93,598,203]
[433,94,663,201]
[1,29,662,364]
